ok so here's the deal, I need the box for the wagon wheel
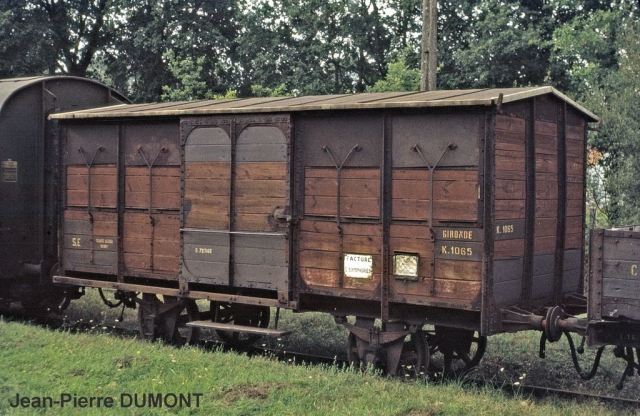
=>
[429,326,487,374]
[137,295,200,344]
[210,302,270,347]
[346,330,429,377]
[451,332,487,370]
[396,330,429,378]
[170,298,201,346]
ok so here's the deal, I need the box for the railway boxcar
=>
[587,227,640,380]
[51,87,598,373]
[0,76,128,311]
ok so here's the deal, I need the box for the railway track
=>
[3,312,639,408]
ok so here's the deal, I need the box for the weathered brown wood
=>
[603,279,640,300]
[236,162,287,180]
[186,321,291,336]
[495,114,525,132]
[392,278,481,300]
[124,253,179,273]
[305,195,380,218]
[123,213,180,241]
[535,136,558,156]
[535,199,558,218]
[305,167,382,180]
[535,120,557,136]
[300,220,383,236]
[495,200,525,220]
[535,154,558,174]
[124,166,181,210]
[234,213,280,231]
[392,200,477,221]
[494,239,525,258]
[185,162,231,180]
[392,178,478,200]
[343,274,380,291]
[535,218,558,236]
[67,190,117,208]
[534,236,556,254]
[603,237,640,261]
[300,231,376,252]
[435,260,482,281]
[300,267,339,287]
[495,131,525,151]
[184,180,230,196]
[67,165,117,176]
[565,200,583,217]
[564,232,583,249]
[495,179,525,200]
[184,210,229,230]
[566,124,584,140]
[306,177,380,199]
[66,174,117,191]
[234,195,287,213]
[236,179,287,197]
[602,260,640,280]
[601,299,640,321]
[566,160,583,177]
[495,153,526,173]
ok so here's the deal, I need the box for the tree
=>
[235,0,392,96]
[0,0,114,78]
[582,20,640,225]
[368,49,420,92]
[97,0,238,102]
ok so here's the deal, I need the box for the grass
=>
[3,288,636,414]
[0,318,632,416]
[60,289,640,398]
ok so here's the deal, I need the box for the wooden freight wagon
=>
[51,87,598,373]
[587,227,640,349]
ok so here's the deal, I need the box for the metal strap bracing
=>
[136,145,168,271]
[321,144,362,288]
[77,146,105,264]
[411,143,456,296]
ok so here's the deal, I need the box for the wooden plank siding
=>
[66,165,117,208]
[493,115,526,262]
[124,166,180,210]
[299,220,382,291]
[62,209,118,274]
[564,122,585,249]
[391,169,478,222]
[234,162,288,232]
[305,168,380,219]
[123,212,180,275]
[590,229,640,321]
[389,223,482,301]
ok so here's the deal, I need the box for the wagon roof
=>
[50,86,599,122]
[0,76,128,115]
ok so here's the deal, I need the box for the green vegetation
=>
[2,1,639,223]
[0,317,632,416]
[57,290,640,401]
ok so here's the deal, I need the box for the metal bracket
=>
[412,143,456,295]
[322,144,362,287]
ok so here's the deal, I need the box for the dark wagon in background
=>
[51,87,598,373]
[0,76,128,311]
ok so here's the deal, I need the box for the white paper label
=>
[344,254,373,278]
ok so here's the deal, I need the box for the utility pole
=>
[420,0,437,91]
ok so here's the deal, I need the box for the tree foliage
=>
[2,0,640,223]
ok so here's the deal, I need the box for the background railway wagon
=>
[51,87,597,372]
[0,76,128,310]
[588,227,640,349]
